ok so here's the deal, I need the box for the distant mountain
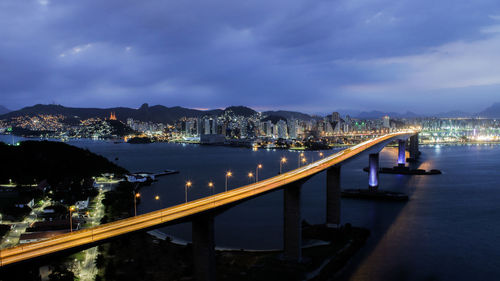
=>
[355,110,420,119]
[223,106,256,117]
[0,105,11,115]
[0,103,321,124]
[263,110,313,120]
[5,103,495,123]
[261,115,287,124]
[478,102,500,118]
[0,103,223,124]
[435,110,472,118]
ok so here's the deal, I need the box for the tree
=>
[95,254,105,269]
[48,265,75,281]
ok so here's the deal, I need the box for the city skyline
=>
[1,1,500,113]
[3,101,500,118]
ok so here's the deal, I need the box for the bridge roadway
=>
[0,131,416,267]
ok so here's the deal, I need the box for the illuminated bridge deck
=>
[0,131,416,266]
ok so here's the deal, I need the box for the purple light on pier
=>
[398,140,406,166]
[369,153,379,189]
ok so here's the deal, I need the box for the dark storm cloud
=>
[1,0,500,113]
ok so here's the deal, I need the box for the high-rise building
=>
[204,119,211,135]
[211,117,217,134]
[197,117,202,136]
[383,115,390,128]
[277,120,288,139]
[265,121,273,137]
[240,120,248,138]
[185,120,194,135]
[331,112,340,122]
[288,119,298,139]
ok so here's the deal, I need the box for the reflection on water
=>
[343,145,500,281]
[2,135,500,280]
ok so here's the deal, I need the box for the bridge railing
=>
[0,131,418,266]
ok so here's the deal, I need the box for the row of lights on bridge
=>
[64,151,327,233]
[132,151,325,216]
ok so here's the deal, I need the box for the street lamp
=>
[256,164,262,182]
[302,157,307,165]
[319,152,324,158]
[280,157,287,174]
[185,181,192,203]
[298,153,304,167]
[69,206,75,232]
[208,181,215,206]
[134,192,140,216]
[248,172,254,182]
[208,181,214,194]
[225,171,232,192]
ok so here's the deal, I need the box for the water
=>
[2,135,500,280]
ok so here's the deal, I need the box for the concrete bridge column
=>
[398,140,406,167]
[369,153,379,190]
[326,165,341,227]
[283,182,302,262]
[409,134,420,160]
[192,214,216,281]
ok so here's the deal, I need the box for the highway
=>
[0,131,416,267]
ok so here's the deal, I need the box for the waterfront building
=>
[288,119,298,139]
[383,115,390,128]
[277,120,288,139]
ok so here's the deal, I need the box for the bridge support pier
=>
[192,213,216,281]
[368,153,379,190]
[409,134,420,161]
[283,182,302,262]
[398,140,406,167]
[326,165,341,227]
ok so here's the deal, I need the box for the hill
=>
[263,110,312,120]
[0,141,128,185]
[355,110,420,119]
[0,104,317,123]
[478,102,500,118]
[0,104,223,124]
[261,115,287,124]
[435,110,472,118]
[223,106,257,117]
[0,105,10,115]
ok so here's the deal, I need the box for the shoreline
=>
[97,222,370,281]
[4,133,500,148]
[146,229,330,252]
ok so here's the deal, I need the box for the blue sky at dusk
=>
[1,0,500,114]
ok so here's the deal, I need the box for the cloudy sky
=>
[1,0,500,114]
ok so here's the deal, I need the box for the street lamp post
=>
[298,153,304,167]
[185,181,192,203]
[133,192,140,216]
[256,164,262,182]
[208,182,214,195]
[69,206,75,232]
[248,172,254,183]
[280,157,287,174]
[208,181,215,206]
[225,171,232,192]
[155,195,160,210]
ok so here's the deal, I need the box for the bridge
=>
[0,131,420,280]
